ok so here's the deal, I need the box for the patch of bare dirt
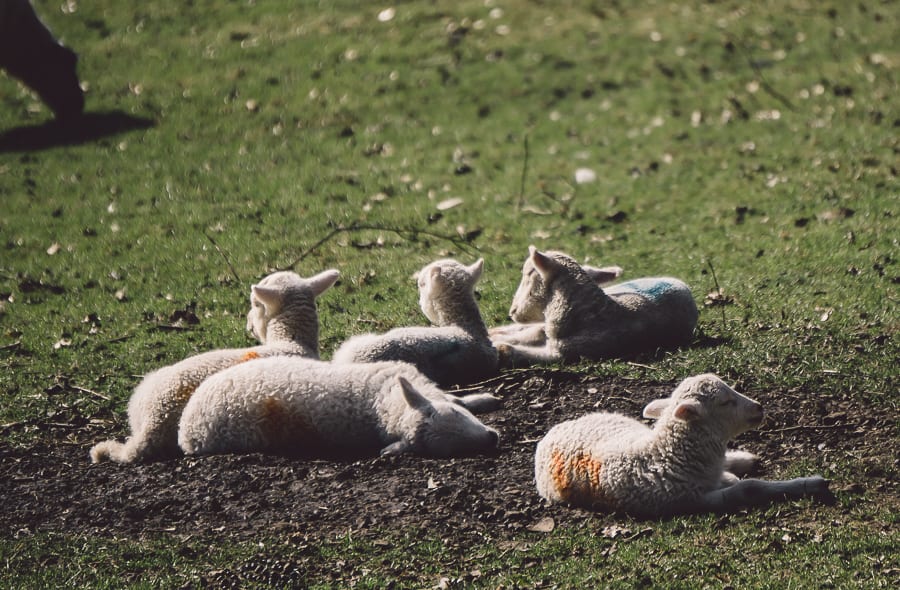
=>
[1,369,895,547]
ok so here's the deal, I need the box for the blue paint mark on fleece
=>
[606,278,674,301]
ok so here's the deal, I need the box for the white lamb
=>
[89,269,340,464]
[331,258,499,387]
[178,358,500,458]
[489,263,623,347]
[495,247,698,366]
[534,374,830,516]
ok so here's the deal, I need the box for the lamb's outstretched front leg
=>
[696,476,830,513]
[496,342,563,369]
[489,322,547,346]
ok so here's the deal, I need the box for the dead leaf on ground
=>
[528,516,555,533]
[704,288,735,307]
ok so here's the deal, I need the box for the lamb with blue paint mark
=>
[178,358,500,458]
[89,269,339,464]
[535,373,830,515]
[489,262,623,347]
[332,258,499,387]
[495,247,698,366]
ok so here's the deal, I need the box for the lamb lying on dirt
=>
[535,374,830,516]
[489,262,623,347]
[332,258,499,387]
[178,359,500,458]
[495,247,698,366]
[89,269,339,464]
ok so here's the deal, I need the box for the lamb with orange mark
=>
[535,374,830,516]
[89,269,339,464]
[178,359,500,458]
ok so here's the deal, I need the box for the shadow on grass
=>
[0,110,155,152]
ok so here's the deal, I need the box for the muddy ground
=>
[1,368,895,585]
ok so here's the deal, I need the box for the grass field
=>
[1,0,897,587]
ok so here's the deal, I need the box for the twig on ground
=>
[762,423,853,434]
[627,361,657,371]
[734,38,796,112]
[706,259,728,332]
[0,340,22,352]
[72,385,110,402]
[279,221,479,271]
[516,134,530,212]
[204,232,241,285]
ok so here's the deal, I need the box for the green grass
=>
[1,0,897,587]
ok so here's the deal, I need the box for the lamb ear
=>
[673,399,706,422]
[468,258,484,282]
[429,265,443,282]
[251,285,283,310]
[642,398,670,419]
[307,269,340,296]
[398,376,434,413]
[583,265,623,286]
[529,247,559,280]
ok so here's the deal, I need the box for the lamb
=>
[178,358,500,458]
[534,374,830,516]
[489,263,623,347]
[0,0,83,119]
[495,247,698,366]
[331,258,499,387]
[89,269,340,464]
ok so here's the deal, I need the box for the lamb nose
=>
[488,430,500,446]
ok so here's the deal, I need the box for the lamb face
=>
[417,258,483,326]
[508,253,552,323]
[509,247,597,324]
[246,269,339,343]
[643,373,763,440]
[394,377,499,458]
[508,254,622,323]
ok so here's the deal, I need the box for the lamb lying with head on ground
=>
[331,258,499,387]
[535,373,830,516]
[489,262,623,347]
[494,246,698,367]
[178,358,500,458]
[89,269,340,464]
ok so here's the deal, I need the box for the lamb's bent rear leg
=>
[723,449,759,476]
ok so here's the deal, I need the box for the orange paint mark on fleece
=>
[173,383,199,404]
[550,448,607,506]
[261,397,317,449]
[240,351,261,362]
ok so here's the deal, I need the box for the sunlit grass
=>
[1,0,896,587]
